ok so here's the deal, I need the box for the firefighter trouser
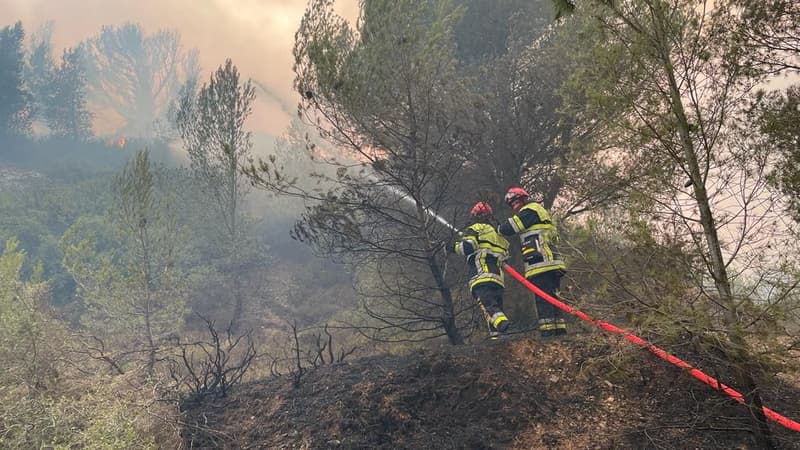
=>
[471,282,508,331]
[528,270,566,332]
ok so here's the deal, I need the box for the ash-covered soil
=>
[181,334,800,449]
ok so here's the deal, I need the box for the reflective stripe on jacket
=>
[503,202,566,278]
[454,222,509,290]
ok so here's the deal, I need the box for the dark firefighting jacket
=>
[498,202,566,278]
[454,222,510,290]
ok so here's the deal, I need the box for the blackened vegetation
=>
[281,321,358,389]
[168,315,256,401]
[181,335,800,449]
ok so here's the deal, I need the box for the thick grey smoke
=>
[0,0,359,136]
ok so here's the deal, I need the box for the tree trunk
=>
[227,152,244,332]
[139,224,157,377]
[427,254,464,345]
[542,150,568,210]
[661,37,774,448]
[144,303,156,376]
[230,275,244,333]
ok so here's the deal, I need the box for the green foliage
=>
[452,0,552,62]
[0,378,162,449]
[0,238,64,393]
[551,0,576,20]
[0,173,120,307]
[463,14,585,208]
[0,239,158,449]
[288,0,481,345]
[78,388,158,450]
[0,21,32,137]
[176,59,262,330]
[62,151,187,374]
[557,1,799,442]
[25,22,55,125]
[22,22,93,141]
[564,212,701,330]
[295,0,471,156]
[734,0,799,74]
[754,84,800,221]
[177,59,255,245]
[47,46,93,140]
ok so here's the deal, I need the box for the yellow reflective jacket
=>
[499,202,566,278]
[454,222,510,290]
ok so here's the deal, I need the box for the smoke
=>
[253,79,294,117]
[0,0,359,136]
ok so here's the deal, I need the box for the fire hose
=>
[502,262,800,433]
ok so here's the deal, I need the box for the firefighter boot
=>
[538,318,556,338]
[491,312,510,333]
[554,318,567,336]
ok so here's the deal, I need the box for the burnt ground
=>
[181,333,800,449]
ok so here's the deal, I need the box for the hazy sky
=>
[0,0,359,136]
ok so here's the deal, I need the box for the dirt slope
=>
[181,334,800,449]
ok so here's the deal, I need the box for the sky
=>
[2,0,795,137]
[0,0,359,136]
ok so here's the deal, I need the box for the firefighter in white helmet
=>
[452,201,511,339]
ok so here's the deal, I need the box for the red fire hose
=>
[503,263,800,433]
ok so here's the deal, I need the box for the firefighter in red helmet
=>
[498,187,568,337]
[452,201,511,339]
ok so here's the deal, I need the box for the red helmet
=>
[470,201,493,218]
[504,187,530,206]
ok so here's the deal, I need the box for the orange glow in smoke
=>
[117,136,126,149]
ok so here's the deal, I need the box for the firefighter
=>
[498,187,567,337]
[453,201,511,339]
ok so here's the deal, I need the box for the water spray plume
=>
[369,174,459,233]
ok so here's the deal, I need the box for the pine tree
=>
[557,0,799,445]
[176,59,256,331]
[0,22,32,137]
[25,23,55,128]
[48,47,93,140]
[62,150,186,376]
[83,23,198,137]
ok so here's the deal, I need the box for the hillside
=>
[181,334,800,449]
